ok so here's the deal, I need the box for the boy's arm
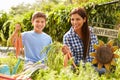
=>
[9,24,24,57]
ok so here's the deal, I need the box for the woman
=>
[62,7,106,74]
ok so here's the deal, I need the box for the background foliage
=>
[0,0,120,46]
[0,0,120,80]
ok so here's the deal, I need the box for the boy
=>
[10,12,52,70]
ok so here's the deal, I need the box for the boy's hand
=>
[62,45,71,55]
[15,24,21,32]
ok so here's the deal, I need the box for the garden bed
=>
[0,42,120,80]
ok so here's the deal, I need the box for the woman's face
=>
[70,13,86,31]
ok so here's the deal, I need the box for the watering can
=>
[0,64,10,75]
[0,57,22,76]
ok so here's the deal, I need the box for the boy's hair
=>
[31,11,47,21]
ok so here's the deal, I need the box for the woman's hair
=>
[31,11,47,21]
[70,7,90,60]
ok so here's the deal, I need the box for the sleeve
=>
[93,34,98,44]
[50,37,52,44]
[90,32,98,53]
[21,32,25,45]
[89,26,98,44]
[89,26,98,53]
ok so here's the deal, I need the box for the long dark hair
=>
[70,7,90,60]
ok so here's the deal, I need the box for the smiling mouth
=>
[73,25,79,28]
[37,26,42,29]
[74,27,78,28]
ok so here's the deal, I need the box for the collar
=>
[70,27,76,35]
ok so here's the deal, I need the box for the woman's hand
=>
[62,45,77,68]
[62,45,71,55]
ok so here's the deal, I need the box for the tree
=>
[0,12,9,45]
[9,3,33,15]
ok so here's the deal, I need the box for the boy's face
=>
[32,17,46,33]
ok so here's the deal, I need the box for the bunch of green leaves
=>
[31,49,120,80]
[31,68,58,80]
[31,61,99,80]
[41,42,64,73]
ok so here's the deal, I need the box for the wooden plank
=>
[93,27,119,38]
[0,47,15,53]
